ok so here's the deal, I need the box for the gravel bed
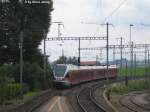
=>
[93,86,115,112]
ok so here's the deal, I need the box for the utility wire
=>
[103,0,128,23]
[140,23,150,27]
[93,0,127,37]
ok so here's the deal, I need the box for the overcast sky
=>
[40,0,150,62]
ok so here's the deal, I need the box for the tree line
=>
[0,0,53,104]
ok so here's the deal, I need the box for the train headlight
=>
[55,77,64,81]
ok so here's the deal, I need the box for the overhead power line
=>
[140,23,150,27]
[80,44,150,50]
[103,0,128,23]
[46,36,107,41]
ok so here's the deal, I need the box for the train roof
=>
[55,64,117,71]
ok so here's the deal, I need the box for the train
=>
[53,64,118,87]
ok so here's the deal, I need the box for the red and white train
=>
[53,64,118,87]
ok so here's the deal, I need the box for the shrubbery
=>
[0,0,53,105]
[0,83,28,104]
[111,80,150,94]
[119,67,150,76]
[0,62,53,104]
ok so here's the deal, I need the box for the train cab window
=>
[54,65,67,77]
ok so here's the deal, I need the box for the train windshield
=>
[54,65,67,77]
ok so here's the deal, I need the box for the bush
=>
[119,67,150,76]
[0,83,29,104]
[12,62,53,91]
[0,62,53,104]
[111,80,150,94]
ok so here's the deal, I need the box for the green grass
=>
[1,91,40,106]
[24,91,38,98]
[111,80,150,94]
[119,66,150,76]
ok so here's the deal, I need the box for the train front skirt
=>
[54,80,71,88]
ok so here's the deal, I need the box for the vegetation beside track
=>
[0,0,53,105]
[0,63,53,105]
[119,66,150,76]
[111,79,150,94]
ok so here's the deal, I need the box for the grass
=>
[119,66,150,76]
[111,79,150,94]
[24,91,38,98]
[0,91,40,107]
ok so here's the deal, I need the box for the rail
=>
[76,83,106,112]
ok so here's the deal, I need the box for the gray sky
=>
[40,0,150,62]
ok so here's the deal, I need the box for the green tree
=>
[12,62,53,91]
[0,0,53,64]
[54,56,78,65]
[0,0,54,103]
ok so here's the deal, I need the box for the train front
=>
[53,64,71,88]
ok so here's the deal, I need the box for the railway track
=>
[130,93,150,111]
[3,76,148,112]
[91,82,115,112]
[119,92,150,112]
[75,76,148,112]
[76,81,108,112]
[76,78,131,112]
[77,87,106,112]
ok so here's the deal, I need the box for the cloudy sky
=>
[40,0,150,62]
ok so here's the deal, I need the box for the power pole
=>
[19,0,27,99]
[120,37,123,70]
[78,37,81,66]
[43,30,46,89]
[97,22,112,84]
[148,49,150,79]
[100,48,103,60]
[117,37,124,70]
[19,31,23,98]
[145,46,147,79]
[96,55,98,66]
[129,24,134,76]
[134,53,136,76]
[106,22,109,84]
[101,22,112,84]
[113,45,116,64]
[131,41,134,77]
[125,59,128,86]
[129,24,133,67]
[148,49,150,67]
